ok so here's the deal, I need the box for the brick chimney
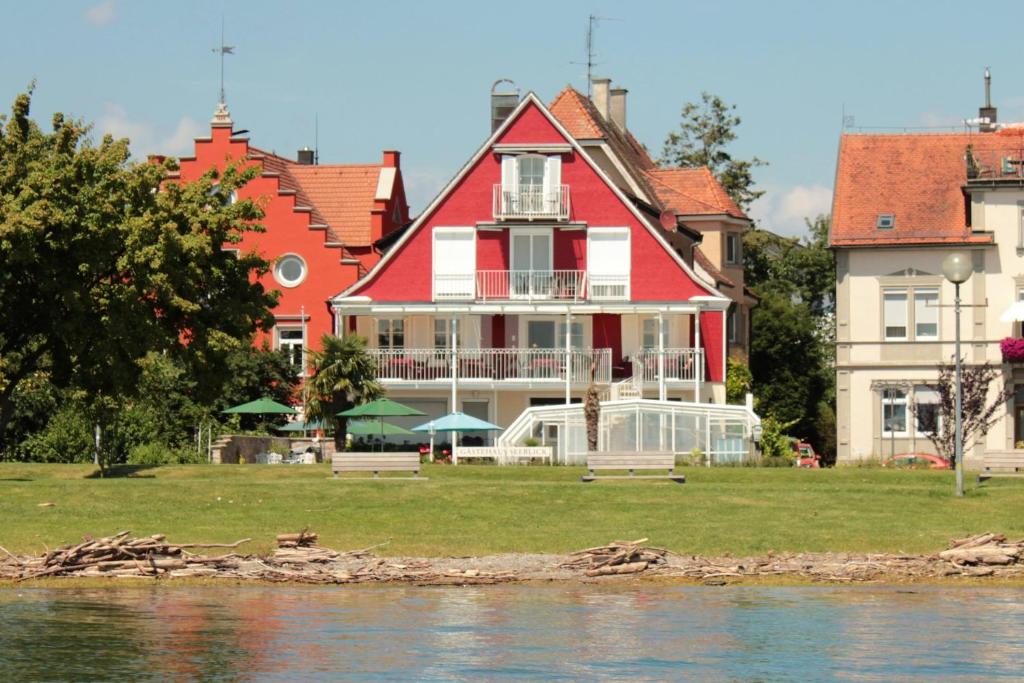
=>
[591,77,611,121]
[979,67,998,133]
[382,150,400,168]
[609,87,627,132]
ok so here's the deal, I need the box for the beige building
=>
[831,96,1024,464]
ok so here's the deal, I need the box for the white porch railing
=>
[632,348,704,383]
[589,273,630,300]
[493,184,570,220]
[369,347,611,384]
[476,270,587,302]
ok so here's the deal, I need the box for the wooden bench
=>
[979,451,1024,481]
[332,452,425,480]
[581,451,685,483]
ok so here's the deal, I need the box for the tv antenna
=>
[211,18,235,105]
[571,14,621,96]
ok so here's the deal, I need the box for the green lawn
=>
[0,463,1021,557]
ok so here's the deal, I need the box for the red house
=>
[166,103,410,371]
[330,92,732,432]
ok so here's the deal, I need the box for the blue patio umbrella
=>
[411,412,503,463]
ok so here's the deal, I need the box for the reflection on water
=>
[1,584,1023,681]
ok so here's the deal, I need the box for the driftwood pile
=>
[560,538,669,576]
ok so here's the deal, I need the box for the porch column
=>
[694,308,702,403]
[451,316,458,412]
[564,311,572,405]
[657,312,666,402]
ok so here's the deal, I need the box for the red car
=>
[792,442,820,468]
[882,453,951,470]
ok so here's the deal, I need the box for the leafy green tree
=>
[305,334,382,449]
[661,92,766,211]
[0,89,278,463]
[726,358,753,405]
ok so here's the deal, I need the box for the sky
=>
[3,0,1024,238]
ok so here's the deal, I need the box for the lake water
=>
[1,584,1022,681]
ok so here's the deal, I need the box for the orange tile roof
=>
[693,246,735,288]
[829,129,1024,247]
[645,167,747,219]
[249,146,383,248]
[548,87,604,139]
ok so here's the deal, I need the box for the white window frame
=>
[727,307,739,343]
[274,253,307,289]
[725,233,741,265]
[275,326,305,374]
[913,385,942,437]
[883,289,909,341]
[587,227,631,301]
[377,318,406,350]
[519,316,590,350]
[913,288,939,341]
[433,318,461,349]
[882,387,909,437]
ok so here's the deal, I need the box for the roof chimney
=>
[609,87,627,132]
[382,150,400,168]
[491,79,520,133]
[591,77,611,121]
[979,67,998,132]
[297,147,315,165]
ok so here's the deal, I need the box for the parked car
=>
[792,441,820,468]
[882,453,951,470]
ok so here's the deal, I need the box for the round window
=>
[274,255,307,287]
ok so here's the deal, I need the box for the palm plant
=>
[305,334,382,449]
[583,359,601,452]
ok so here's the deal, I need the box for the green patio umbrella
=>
[223,397,298,415]
[338,398,425,451]
[275,419,325,433]
[347,420,414,436]
[411,412,503,463]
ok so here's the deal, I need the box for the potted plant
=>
[1000,337,1024,363]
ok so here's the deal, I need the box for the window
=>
[914,385,941,436]
[433,228,475,300]
[882,388,908,436]
[518,155,546,189]
[883,290,908,340]
[557,321,584,350]
[276,327,305,372]
[588,228,630,300]
[726,234,741,265]
[377,319,405,349]
[434,319,460,348]
[728,308,739,343]
[500,155,563,217]
[914,289,938,340]
[876,214,895,229]
[274,254,307,288]
[510,230,553,298]
[642,318,659,350]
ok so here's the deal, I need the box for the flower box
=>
[1000,337,1024,362]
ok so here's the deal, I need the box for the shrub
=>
[758,416,798,461]
[1000,337,1024,363]
[127,442,204,465]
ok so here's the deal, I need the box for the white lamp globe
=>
[942,252,972,285]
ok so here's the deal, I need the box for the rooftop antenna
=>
[571,14,620,96]
[314,113,320,165]
[211,18,235,105]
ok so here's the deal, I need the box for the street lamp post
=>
[942,252,972,497]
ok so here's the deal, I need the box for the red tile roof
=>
[829,129,1024,247]
[249,146,384,248]
[645,167,747,219]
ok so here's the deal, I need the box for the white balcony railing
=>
[369,347,611,384]
[632,348,704,384]
[588,273,630,300]
[434,270,588,302]
[493,185,570,220]
[477,270,587,302]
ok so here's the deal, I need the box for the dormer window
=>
[494,154,568,220]
[876,214,895,229]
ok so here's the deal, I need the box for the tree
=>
[583,360,601,452]
[0,89,278,462]
[661,92,766,211]
[726,358,753,405]
[916,360,1012,465]
[305,334,382,449]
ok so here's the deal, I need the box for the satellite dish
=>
[659,210,677,231]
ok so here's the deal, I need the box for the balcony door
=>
[511,230,552,299]
[433,227,476,300]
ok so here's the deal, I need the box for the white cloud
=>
[96,104,204,158]
[85,0,116,27]
[749,184,833,238]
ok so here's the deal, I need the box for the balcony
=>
[368,347,611,385]
[493,185,570,221]
[434,270,588,302]
[631,348,704,384]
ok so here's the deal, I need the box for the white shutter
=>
[501,155,517,215]
[621,314,640,359]
[588,228,630,299]
[544,155,561,213]
[356,317,375,345]
[433,228,476,300]
[462,315,482,351]
[409,316,431,347]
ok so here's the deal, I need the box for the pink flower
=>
[1001,337,1024,362]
